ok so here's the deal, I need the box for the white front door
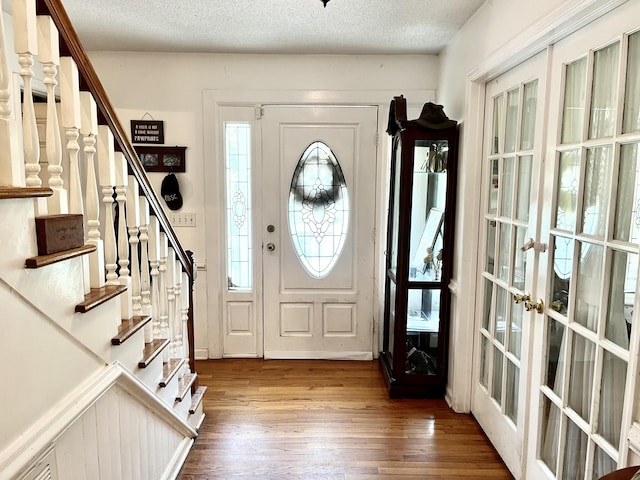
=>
[260,105,378,359]
[472,51,548,479]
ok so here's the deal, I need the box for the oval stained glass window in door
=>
[288,141,349,278]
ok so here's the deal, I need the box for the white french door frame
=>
[202,89,434,359]
[452,0,630,416]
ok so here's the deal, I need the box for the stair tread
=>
[189,386,207,414]
[176,373,198,403]
[160,358,185,387]
[25,244,96,269]
[138,338,170,368]
[111,315,152,345]
[75,284,127,313]
[0,187,53,199]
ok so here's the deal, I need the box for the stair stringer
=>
[0,197,146,371]
[1,362,197,480]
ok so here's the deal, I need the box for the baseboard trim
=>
[263,351,373,361]
[194,348,209,360]
[161,437,194,480]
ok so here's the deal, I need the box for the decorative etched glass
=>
[288,141,349,279]
[225,123,252,289]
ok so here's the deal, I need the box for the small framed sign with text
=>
[135,146,186,173]
[131,120,164,144]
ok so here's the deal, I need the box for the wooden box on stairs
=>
[35,214,84,255]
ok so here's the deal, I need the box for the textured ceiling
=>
[4,0,486,55]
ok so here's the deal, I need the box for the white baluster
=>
[148,216,161,340]
[139,197,153,342]
[181,271,192,375]
[80,92,104,288]
[127,175,142,316]
[36,15,60,213]
[13,0,42,192]
[97,126,117,285]
[166,246,176,360]
[0,0,25,187]
[173,256,183,370]
[114,153,132,319]
[59,57,82,216]
[158,232,169,359]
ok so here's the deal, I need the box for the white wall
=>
[438,0,564,120]
[88,52,438,358]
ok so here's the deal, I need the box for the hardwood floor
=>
[178,359,514,480]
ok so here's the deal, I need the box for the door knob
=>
[513,292,531,304]
[266,242,276,251]
[524,298,544,314]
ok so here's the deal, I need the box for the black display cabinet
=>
[379,96,458,397]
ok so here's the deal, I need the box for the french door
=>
[221,105,378,359]
[527,4,640,478]
[475,3,640,479]
[472,51,548,479]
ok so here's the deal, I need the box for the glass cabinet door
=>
[405,139,448,376]
[408,140,448,283]
[389,137,402,277]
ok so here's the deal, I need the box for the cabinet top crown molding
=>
[386,95,457,137]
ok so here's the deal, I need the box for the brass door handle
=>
[266,242,276,251]
[524,298,544,314]
[513,292,531,304]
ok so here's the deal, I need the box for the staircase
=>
[0,1,205,478]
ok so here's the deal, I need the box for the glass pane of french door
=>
[533,20,640,479]
[473,52,546,478]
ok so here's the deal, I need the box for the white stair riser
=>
[110,328,146,373]
[173,393,191,421]
[135,355,164,392]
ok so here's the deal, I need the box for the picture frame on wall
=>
[135,146,187,172]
